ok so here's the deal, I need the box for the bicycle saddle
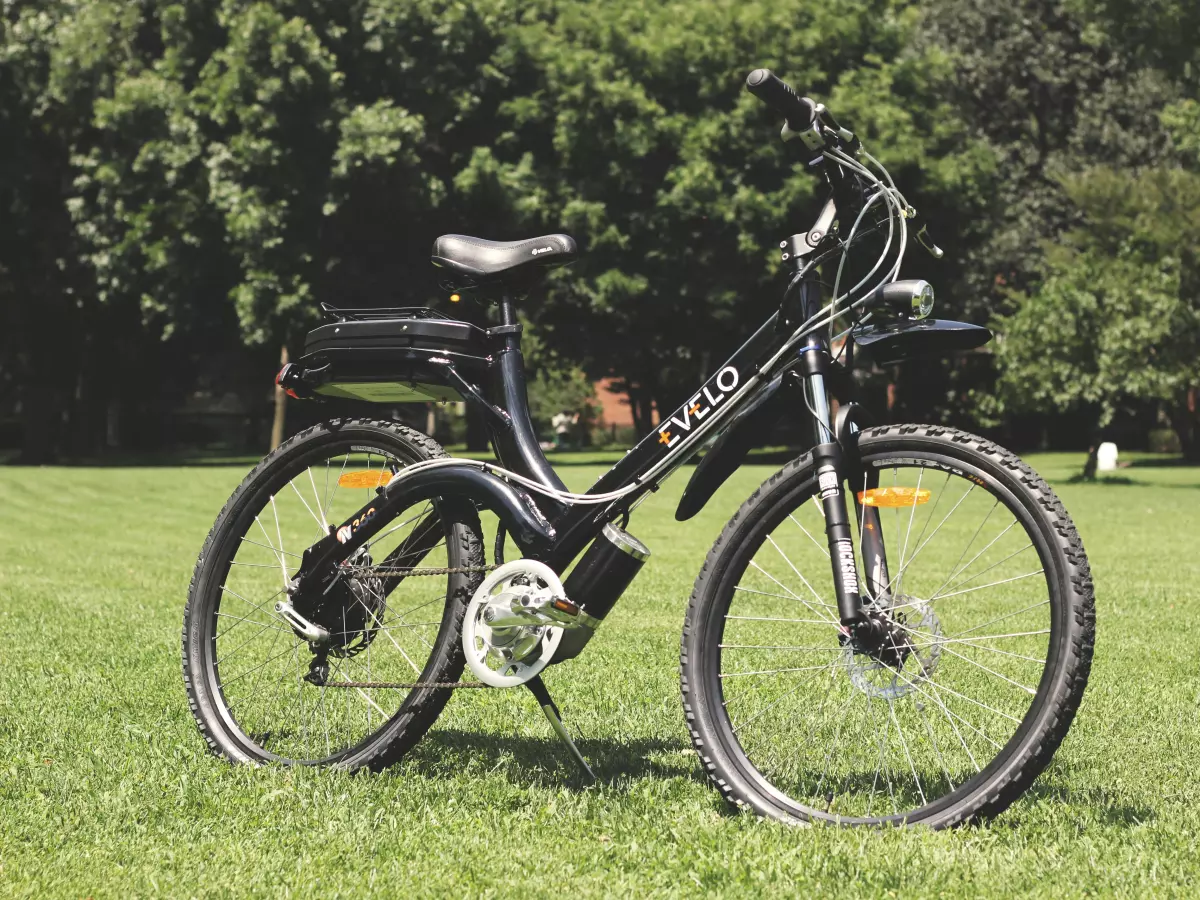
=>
[431,233,577,287]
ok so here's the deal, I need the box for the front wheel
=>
[681,425,1095,827]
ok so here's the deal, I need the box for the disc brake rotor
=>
[845,596,944,700]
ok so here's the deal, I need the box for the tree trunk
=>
[626,382,645,435]
[106,399,121,450]
[1173,388,1200,463]
[638,393,657,435]
[17,385,57,464]
[1081,445,1098,481]
[270,345,289,451]
[1081,418,1107,480]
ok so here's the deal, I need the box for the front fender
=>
[850,318,991,366]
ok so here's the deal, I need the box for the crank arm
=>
[482,594,593,630]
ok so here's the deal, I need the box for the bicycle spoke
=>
[720,663,839,679]
[940,541,1034,595]
[726,612,839,625]
[751,555,838,624]
[788,514,830,559]
[935,517,1017,596]
[719,644,843,652]
[732,585,837,611]
[931,569,1044,602]
[940,646,1037,695]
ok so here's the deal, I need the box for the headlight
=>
[872,280,935,319]
[914,281,934,319]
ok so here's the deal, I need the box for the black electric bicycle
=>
[182,70,1095,828]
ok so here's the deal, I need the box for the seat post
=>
[488,293,569,500]
[497,295,517,328]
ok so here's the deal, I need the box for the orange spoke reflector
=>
[857,487,932,508]
[337,470,393,489]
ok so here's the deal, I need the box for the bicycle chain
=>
[341,564,499,578]
[322,680,489,689]
[322,562,499,690]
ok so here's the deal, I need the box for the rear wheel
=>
[182,419,485,769]
[681,425,1095,827]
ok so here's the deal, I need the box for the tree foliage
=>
[985,1,1200,462]
[1,0,1196,461]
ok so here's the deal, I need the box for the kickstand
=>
[525,675,595,781]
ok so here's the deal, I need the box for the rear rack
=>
[319,303,455,323]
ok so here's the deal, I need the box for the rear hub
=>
[290,548,385,658]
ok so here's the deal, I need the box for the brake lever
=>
[814,104,861,155]
[916,224,944,259]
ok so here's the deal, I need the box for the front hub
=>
[851,609,916,669]
[844,596,944,700]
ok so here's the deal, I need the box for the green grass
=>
[1,450,1198,897]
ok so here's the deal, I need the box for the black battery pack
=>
[294,306,491,403]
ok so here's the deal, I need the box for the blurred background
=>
[1,0,1197,469]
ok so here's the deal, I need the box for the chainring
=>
[462,560,566,688]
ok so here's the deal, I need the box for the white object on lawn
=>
[1097,442,1118,472]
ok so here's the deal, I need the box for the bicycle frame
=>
[290,182,926,636]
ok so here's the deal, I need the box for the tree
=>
[991,164,1200,464]
[464,0,988,429]
[977,1,1200,467]
[862,0,1190,440]
[2,0,1193,464]
[993,98,1200,463]
[0,1,126,462]
[65,0,521,449]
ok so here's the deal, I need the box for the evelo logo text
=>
[657,366,739,450]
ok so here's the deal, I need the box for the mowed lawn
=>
[1,450,1198,898]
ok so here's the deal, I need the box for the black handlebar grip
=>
[746,68,816,130]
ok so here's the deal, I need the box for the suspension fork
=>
[801,361,899,624]
[793,358,858,629]
[790,270,867,627]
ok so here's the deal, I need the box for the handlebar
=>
[745,68,941,319]
[745,69,817,131]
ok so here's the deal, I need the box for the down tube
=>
[546,314,788,567]
[589,314,786,496]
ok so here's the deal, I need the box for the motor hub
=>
[290,548,385,658]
